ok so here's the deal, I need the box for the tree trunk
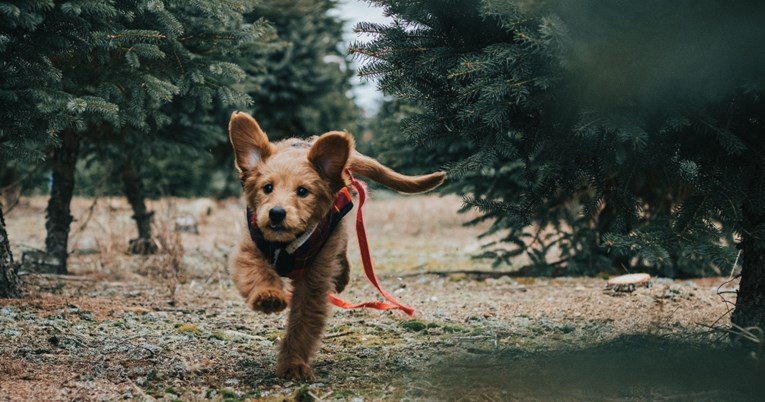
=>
[732,156,765,351]
[123,158,157,255]
[44,129,80,274]
[0,205,21,298]
[731,206,765,344]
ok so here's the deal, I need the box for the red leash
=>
[327,175,415,316]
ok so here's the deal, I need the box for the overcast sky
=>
[330,0,392,115]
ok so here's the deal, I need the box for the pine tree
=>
[243,0,361,140]
[92,1,267,254]
[70,0,359,200]
[0,0,61,164]
[1,0,61,285]
[351,0,586,273]
[152,0,362,198]
[1,1,269,271]
[353,0,765,338]
[362,97,444,174]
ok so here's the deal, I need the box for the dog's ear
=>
[229,111,274,173]
[308,131,354,186]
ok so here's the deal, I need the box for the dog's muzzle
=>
[269,207,287,226]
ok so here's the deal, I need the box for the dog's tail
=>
[349,152,445,194]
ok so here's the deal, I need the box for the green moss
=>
[294,385,313,402]
[401,320,427,332]
[441,323,469,333]
[329,389,361,399]
[221,388,239,400]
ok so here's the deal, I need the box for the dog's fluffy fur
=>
[229,112,444,380]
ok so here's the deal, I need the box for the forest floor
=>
[1,193,762,401]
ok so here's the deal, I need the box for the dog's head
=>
[229,111,353,243]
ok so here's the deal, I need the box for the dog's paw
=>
[276,360,315,381]
[247,288,287,314]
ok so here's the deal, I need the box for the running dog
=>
[228,111,444,380]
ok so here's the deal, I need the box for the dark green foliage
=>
[3,0,359,199]
[243,0,361,140]
[0,0,68,162]
[361,98,444,174]
[1,0,358,271]
[1,0,269,187]
[74,150,233,198]
[71,0,268,197]
[354,0,597,274]
[354,0,765,279]
[201,0,361,197]
[70,0,360,198]
[0,1,274,269]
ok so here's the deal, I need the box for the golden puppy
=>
[228,112,444,380]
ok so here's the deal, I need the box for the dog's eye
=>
[296,187,309,197]
[263,184,273,194]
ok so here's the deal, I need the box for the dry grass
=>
[0,193,758,401]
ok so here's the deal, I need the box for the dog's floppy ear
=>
[229,111,274,173]
[308,131,354,186]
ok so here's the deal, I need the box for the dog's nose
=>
[269,207,287,224]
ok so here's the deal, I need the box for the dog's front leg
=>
[232,240,288,314]
[276,260,335,380]
[333,248,351,294]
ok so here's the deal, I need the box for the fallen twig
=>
[308,390,334,402]
[399,269,529,280]
[19,273,97,281]
[324,331,353,340]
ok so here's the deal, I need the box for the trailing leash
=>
[327,173,416,316]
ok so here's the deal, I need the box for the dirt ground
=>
[1,193,762,401]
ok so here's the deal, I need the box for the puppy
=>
[228,111,444,380]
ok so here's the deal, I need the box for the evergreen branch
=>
[695,113,749,157]
[573,111,606,137]
[178,34,240,42]
[108,32,167,41]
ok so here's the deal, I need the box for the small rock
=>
[73,236,99,255]
[175,215,199,234]
[355,346,376,358]
[140,343,161,355]
[513,316,532,328]
[0,306,17,318]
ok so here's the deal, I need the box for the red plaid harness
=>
[243,173,415,316]
[246,188,354,280]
